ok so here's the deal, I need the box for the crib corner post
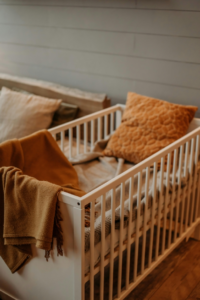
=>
[116,109,122,129]
[73,206,85,300]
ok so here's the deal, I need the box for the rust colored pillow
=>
[103,93,198,164]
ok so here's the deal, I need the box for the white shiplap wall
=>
[0,0,199,116]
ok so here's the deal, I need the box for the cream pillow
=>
[0,87,61,143]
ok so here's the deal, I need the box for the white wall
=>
[0,0,199,116]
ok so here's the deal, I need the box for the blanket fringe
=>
[44,197,64,261]
[85,203,98,227]
[45,250,51,261]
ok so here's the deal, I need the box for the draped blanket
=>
[0,130,85,273]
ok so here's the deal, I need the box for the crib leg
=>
[191,224,200,241]
[73,206,85,300]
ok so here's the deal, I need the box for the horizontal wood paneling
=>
[136,0,200,11]
[0,25,134,56]
[134,34,200,64]
[0,6,200,37]
[0,61,199,117]
[0,0,199,115]
[0,0,200,11]
[1,43,200,90]
[1,25,200,64]
[0,0,137,8]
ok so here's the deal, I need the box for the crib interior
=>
[50,105,200,160]
[50,105,123,158]
[49,105,200,300]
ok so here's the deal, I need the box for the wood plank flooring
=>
[85,238,200,300]
[125,238,200,300]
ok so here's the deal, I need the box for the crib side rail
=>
[53,105,200,299]
[80,127,200,207]
[83,128,200,300]
[49,104,123,157]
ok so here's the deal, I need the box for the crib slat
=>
[155,157,164,260]
[195,173,200,221]
[118,182,125,297]
[91,120,95,150]
[69,128,72,159]
[109,188,116,300]
[73,207,85,300]
[98,117,102,141]
[104,115,108,139]
[185,139,194,229]
[110,112,114,134]
[126,176,134,288]
[134,171,142,281]
[76,125,80,155]
[148,162,157,267]
[161,153,171,254]
[168,149,178,247]
[189,138,195,226]
[174,146,184,242]
[185,140,193,231]
[116,109,122,129]
[181,141,190,234]
[61,131,64,153]
[100,194,106,300]
[179,143,188,235]
[90,201,95,300]
[195,136,200,221]
[190,136,199,224]
[84,122,88,153]
[141,167,150,274]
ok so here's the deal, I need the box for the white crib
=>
[1,104,200,300]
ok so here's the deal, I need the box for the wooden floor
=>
[125,238,200,300]
[85,237,200,300]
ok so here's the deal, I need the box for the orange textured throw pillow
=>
[103,93,198,164]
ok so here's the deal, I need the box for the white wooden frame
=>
[1,104,200,300]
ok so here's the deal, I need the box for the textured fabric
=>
[1,167,62,272]
[0,130,85,273]
[0,87,61,143]
[74,157,127,193]
[103,92,198,163]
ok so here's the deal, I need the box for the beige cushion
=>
[103,92,198,164]
[0,87,61,143]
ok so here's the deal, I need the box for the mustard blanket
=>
[0,130,85,273]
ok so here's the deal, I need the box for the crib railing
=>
[49,104,123,158]
[82,130,200,300]
[49,108,200,300]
